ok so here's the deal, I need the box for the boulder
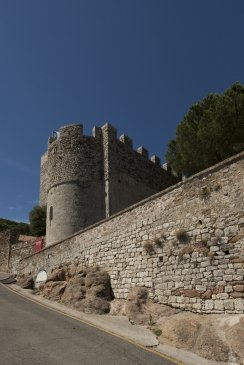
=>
[40,281,67,301]
[157,312,203,350]
[67,264,77,278]
[77,297,110,314]
[124,287,149,324]
[86,284,111,300]
[226,317,244,365]
[85,268,110,288]
[38,265,113,315]
[84,267,112,300]
[21,276,34,290]
[194,324,229,362]
[47,268,66,282]
[61,277,86,304]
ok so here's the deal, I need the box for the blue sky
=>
[0,0,243,223]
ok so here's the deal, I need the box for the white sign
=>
[35,270,47,288]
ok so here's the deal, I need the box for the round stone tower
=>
[44,124,105,245]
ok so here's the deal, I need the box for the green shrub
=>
[152,329,162,337]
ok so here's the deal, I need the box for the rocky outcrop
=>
[226,317,244,364]
[21,276,34,290]
[38,264,112,314]
[157,313,231,362]
[17,274,34,289]
[111,286,244,364]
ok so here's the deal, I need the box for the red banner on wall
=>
[35,238,43,252]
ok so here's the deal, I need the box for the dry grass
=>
[143,240,154,255]
[199,186,211,200]
[178,242,214,262]
[176,229,190,244]
[179,245,194,256]
[214,183,221,192]
[153,233,166,247]
[195,246,209,256]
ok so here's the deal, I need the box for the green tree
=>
[29,205,46,236]
[0,218,30,234]
[166,82,244,176]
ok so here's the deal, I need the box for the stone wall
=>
[9,238,35,272]
[0,230,12,271]
[0,230,34,272]
[18,151,244,313]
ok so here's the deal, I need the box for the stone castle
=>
[1,123,243,315]
[40,123,176,245]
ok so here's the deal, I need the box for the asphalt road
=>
[0,284,177,365]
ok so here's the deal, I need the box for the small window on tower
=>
[49,206,53,221]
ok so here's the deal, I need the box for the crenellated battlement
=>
[40,122,177,244]
[92,126,102,139]
[119,134,133,149]
[101,123,162,167]
[46,123,163,169]
[150,155,161,166]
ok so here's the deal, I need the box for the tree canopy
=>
[29,205,46,236]
[165,82,244,176]
[0,218,30,234]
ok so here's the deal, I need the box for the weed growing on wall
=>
[214,183,221,192]
[199,186,211,200]
[153,233,166,247]
[176,229,190,244]
[179,245,194,256]
[143,240,154,255]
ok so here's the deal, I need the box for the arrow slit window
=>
[49,206,53,221]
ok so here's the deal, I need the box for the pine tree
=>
[166,82,244,176]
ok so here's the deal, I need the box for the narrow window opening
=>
[49,206,53,221]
